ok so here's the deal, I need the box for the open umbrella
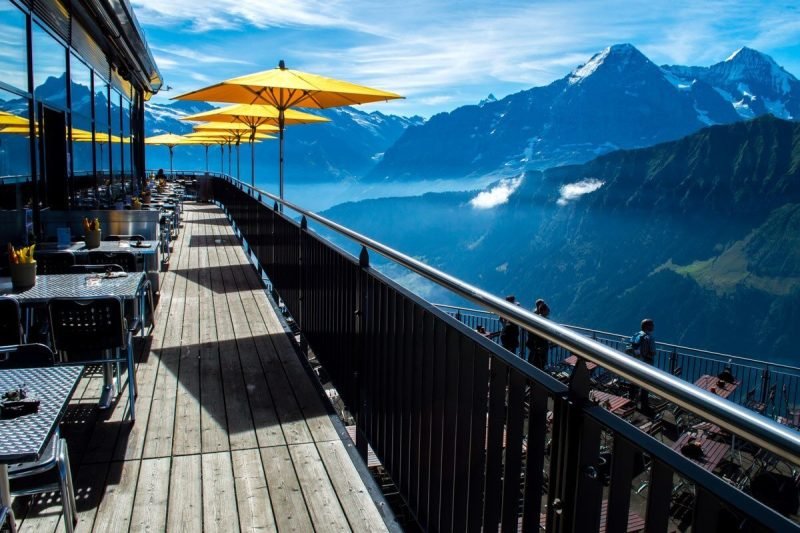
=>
[186,131,273,176]
[145,133,204,176]
[176,61,402,198]
[181,104,328,187]
[189,124,278,179]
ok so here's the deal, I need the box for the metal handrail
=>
[434,303,800,374]
[210,173,800,466]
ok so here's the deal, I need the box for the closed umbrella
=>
[175,60,401,203]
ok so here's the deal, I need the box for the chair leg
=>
[127,335,136,421]
[57,440,77,533]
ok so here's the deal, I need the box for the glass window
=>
[70,55,93,183]
[94,72,109,179]
[110,89,123,184]
[0,2,28,92]
[32,23,67,109]
[0,87,32,209]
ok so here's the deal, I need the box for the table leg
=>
[0,464,18,533]
[99,351,117,409]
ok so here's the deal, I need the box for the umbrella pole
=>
[169,145,174,177]
[250,126,256,187]
[236,139,241,180]
[279,108,285,212]
[228,142,232,175]
[205,145,209,173]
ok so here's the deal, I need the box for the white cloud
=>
[496,262,508,273]
[134,0,800,117]
[557,178,605,206]
[470,176,523,209]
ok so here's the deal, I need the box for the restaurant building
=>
[0,0,161,235]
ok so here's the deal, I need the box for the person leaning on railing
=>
[488,295,520,354]
[526,301,551,370]
[627,318,657,416]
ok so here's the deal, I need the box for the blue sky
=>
[132,0,800,118]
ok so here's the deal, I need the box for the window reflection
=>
[0,2,28,92]
[70,54,93,190]
[94,72,109,180]
[32,23,67,110]
[0,88,32,209]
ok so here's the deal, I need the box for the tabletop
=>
[672,432,730,472]
[0,272,146,303]
[564,354,598,371]
[694,375,740,399]
[0,366,83,463]
[38,240,158,256]
[590,390,632,415]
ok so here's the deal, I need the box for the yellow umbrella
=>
[190,127,278,179]
[181,104,328,186]
[175,60,402,197]
[145,133,206,175]
[0,111,29,127]
[186,131,271,175]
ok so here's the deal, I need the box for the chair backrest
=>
[105,234,146,242]
[35,251,76,274]
[48,297,125,355]
[0,343,55,368]
[87,251,137,272]
[0,297,22,346]
[68,264,124,274]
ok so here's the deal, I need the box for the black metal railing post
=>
[761,368,771,403]
[355,246,370,463]
[548,359,603,532]
[298,215,308,355]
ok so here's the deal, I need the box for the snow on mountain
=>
[662,47,800,120]
[370,44,800,182]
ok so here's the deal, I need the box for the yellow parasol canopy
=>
[0,111,30,127]
[174,60,403,110]
[146,133,209,174]
[192,121,280,134]
[175,60,402,194]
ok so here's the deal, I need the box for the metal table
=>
[0,366,83,532]
[0,273,145,408]
[38,240,158,256]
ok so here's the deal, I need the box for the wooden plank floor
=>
[14,203,388,533]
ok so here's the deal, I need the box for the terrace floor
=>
[12,203,389,532]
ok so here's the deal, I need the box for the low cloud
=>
[556,178,604,206]
[470,176,523,209]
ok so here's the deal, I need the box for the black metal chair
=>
[0,344,78,532]
[68,264,125,274]
[0,343,55,368]
[34,251,76,275]
[0,296,23,345]
[87,251,137,272]
[48,297,137,420]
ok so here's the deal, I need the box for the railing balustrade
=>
[187,170,800,532]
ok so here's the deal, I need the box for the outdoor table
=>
[694,375,740,399]
[590,390,633,415]
[0,273,146,409]
[0,366,83,532]
[38,240,158,257]
[564,354,598,371]
[672,432,730,472]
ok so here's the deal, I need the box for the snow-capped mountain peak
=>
[568,43,655,85]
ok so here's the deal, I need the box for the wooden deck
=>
[13,203,388,533]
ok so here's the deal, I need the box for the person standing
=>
[497,295,520,355]
[526,301,551,369]
[628,318,657,415]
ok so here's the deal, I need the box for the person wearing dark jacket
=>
[497,295,520,354]
[526,302,551,369]
[631,318,656,415]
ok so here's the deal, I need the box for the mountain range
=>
[369,44,800,182]
[322,116,800,362]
